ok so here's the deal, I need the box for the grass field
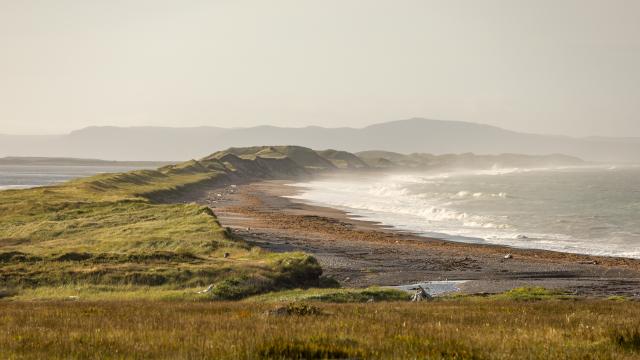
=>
[1,298,639,359]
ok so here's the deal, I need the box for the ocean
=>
[288,166,640,259]
[0,165,155,190]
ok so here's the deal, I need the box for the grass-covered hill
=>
[357,150,585,170]
[207,146,336,170]
[0,146,348,300]
[316,149,369,169]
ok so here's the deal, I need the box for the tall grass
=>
[1,300,639,359]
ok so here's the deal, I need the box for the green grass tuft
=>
[496,287,572,301]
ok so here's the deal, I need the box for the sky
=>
[0,0,639,137]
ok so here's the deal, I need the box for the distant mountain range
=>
[1,118,638,162]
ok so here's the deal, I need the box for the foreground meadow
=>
[1,299,640,359]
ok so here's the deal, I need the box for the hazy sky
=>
[1,0,639,137]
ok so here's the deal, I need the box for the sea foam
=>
[287,166,640,259]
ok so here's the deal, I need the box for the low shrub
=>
[211,276,273,300]
[267,302,324,316]
[272,254,323,287]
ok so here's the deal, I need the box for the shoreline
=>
[199,179,640,297]
[284,170,640,260]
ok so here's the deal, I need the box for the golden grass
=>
[1,299,639,359]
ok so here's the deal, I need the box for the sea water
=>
[288,166,640,258]
[0,165,153,190]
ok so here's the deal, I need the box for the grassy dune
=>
[0,154,322,300]
[1,299,639,359]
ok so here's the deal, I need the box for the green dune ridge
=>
[0,146,342,300]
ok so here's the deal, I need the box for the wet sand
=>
[198,180,640,297]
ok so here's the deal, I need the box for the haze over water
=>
[289,166,640,258]
[0,165,154,190]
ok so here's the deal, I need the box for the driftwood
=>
[197,284,214,294]
[410,285,432,302]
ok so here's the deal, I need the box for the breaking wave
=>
[287,166,640,258]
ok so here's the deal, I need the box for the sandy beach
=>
[195,179,640,297]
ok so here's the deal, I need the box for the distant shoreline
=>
[0,159,175,191]
[0,156,173,167]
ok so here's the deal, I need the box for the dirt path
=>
[199,180,640,297]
